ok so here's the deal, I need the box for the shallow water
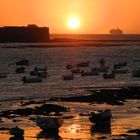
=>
[0,45,140,139]
[0,45,140,102]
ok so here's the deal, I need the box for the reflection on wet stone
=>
[9,136,24,140]
[91,121,111,135]
[37,131,61,139]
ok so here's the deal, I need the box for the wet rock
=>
[107,101,124,106]
[49,87,140,105]
[79,113,89,116]
[34,104,67,115]
[0,110,12,117]
[13,108,33,116]
[0,118,4,122]
[9,136,24,140]
[127,129,140,135]
[21,100,45,106]
[98,136,108,139]
[0,104,68,117]
[127,136,140,140]
[36,130,61,139]
[62,115,74,119]
[0,127,9,130]
[111,138,125,140]
[12,119,22,122]
[119,134,129,137]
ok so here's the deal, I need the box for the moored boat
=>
[63,74,74,80]
[16,59,29,65]
[71,68,81,74]
[103,72,115,79]
[16,67,25,73]
[81,70,99,76]
[112,69,128,74]
[22,76,42,83]
[114,62,127,69]
[30,66,48,78]
[66,64,73,69]
[91,66,109,73]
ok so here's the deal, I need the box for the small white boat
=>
[22,76,42,83]
[35,117,63,132]
[89,109,112,124]
[9,126,24,137]
[63,74,74,80]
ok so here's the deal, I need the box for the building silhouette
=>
[0,24,50,42]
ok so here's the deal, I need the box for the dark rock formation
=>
[49,86,140,105]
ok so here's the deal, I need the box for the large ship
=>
[109,27,123,35]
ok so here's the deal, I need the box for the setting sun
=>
[68,18,80,29]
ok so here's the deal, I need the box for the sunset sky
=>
[0,0,140,34]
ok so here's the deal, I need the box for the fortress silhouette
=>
[0,24,50,43]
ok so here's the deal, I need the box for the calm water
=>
[0,42,140,139]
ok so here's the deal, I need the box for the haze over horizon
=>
[0,0,140,34]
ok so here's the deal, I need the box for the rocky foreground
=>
[0,86,140,139]
[49,86,140,106]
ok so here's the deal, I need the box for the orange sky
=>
[0,0,140,34]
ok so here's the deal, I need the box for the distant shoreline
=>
[1,38,140,48]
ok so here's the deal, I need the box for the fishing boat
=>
[66,64,73,69]
[63,74,74,80]
[114,62,127,69]
[97,58,109,73]
[112,69,128,74]
[16,59,29,65]
[91,66,109,73]
[22,76,42,83]
[15,67,25,73]
[30,66,48,78]
[89,109,112,124]
[71,68,81,74]
[103,72,115,79]
[81,70,99,76]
